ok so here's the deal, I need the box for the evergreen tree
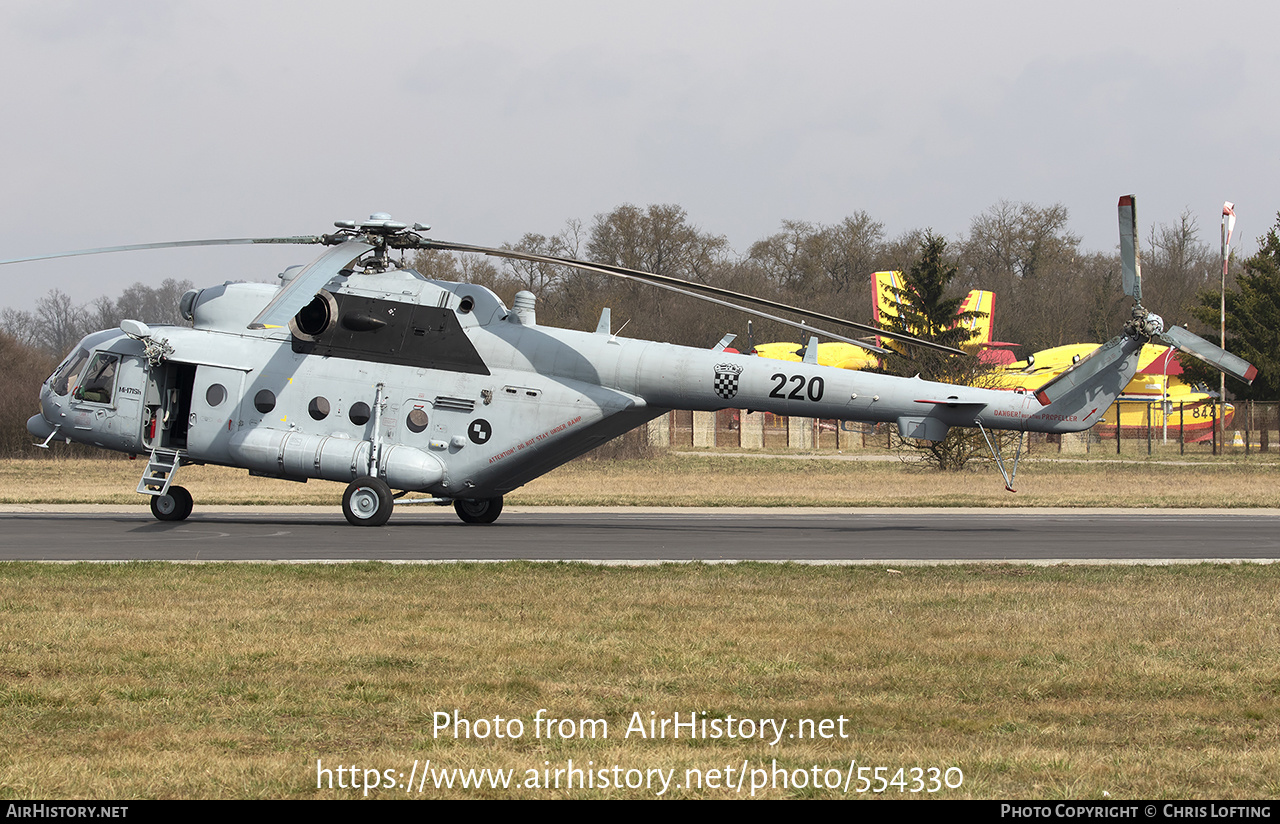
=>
[880,231,984,380]
[878,232,999,471]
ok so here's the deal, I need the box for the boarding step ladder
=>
[136,448,181,497]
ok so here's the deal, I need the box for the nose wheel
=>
[150,486,193,521]
[343,476,393,526]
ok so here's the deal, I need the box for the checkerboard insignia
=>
[712,362,743,400]
[468,419,492,444]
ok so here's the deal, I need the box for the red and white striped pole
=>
[1220,202,1236,450]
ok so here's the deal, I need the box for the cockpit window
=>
[73,353,120,405]
[52,349,90,397]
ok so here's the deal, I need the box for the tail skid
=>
[976,420,1025,492]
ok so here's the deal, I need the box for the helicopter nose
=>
[27,413,55,441]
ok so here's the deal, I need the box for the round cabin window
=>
[406,408,429,433]
[308,397,330,420]
[254,389,276,414]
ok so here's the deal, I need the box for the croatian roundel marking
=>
[713,362,743,401]
[468,418,493,444]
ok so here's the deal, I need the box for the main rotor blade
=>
[423,240,964,356]
[1160,325,1257,384]
[1118,194,1142,303]
[582,267,889,354]
[247,240,373,330]
[0,236,324,266]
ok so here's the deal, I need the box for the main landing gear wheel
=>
[343,476,393,527]
[150,485,193,522]
[454,496,504,524]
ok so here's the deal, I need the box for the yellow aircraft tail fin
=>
[872,270,907,347]
[873,272,994,349]
[958,289,995,345]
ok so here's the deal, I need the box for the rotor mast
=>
[322,213,433,273]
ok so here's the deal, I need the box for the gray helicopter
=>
[11,196,1255,525]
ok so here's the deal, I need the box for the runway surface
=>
[2,506,1278,563]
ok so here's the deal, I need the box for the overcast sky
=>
[2,0,1276,316]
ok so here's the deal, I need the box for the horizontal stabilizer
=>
[913,398,987,408]
[1161,325,1257,384]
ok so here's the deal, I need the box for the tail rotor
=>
[1117,194,1255,384]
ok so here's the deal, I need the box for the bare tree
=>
[114,279,194,326]
[587,203,727,282]
[456,254,503,293]
[961,201,1088,349]
[502,233,573,294]
[0,308,40,349]
[1079,252,1128,344]
[750,213,885,292]
[86,296,120,333]
[749,219,817,290]
[0,332,58,456]
[33,290,90,355]
[410,248,463,281]
[554,204,731,341]
[964,200,1080,284]
[1143,209,1216,323]
[748,213,889,332]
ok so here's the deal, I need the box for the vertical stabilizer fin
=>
[802,336,820,364]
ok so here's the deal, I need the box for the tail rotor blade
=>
[1118,195,1142,302]
[1161,325,1257,384]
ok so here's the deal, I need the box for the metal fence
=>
[652,401,1280,456]
[1091,399,1278,455]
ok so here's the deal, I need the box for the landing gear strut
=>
[454,496,504,524]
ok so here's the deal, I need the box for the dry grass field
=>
[1,452,1277,508]
[1,454,1277,799]
[1,563,1278,799]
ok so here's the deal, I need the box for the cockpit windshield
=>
[51,348,90,397]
